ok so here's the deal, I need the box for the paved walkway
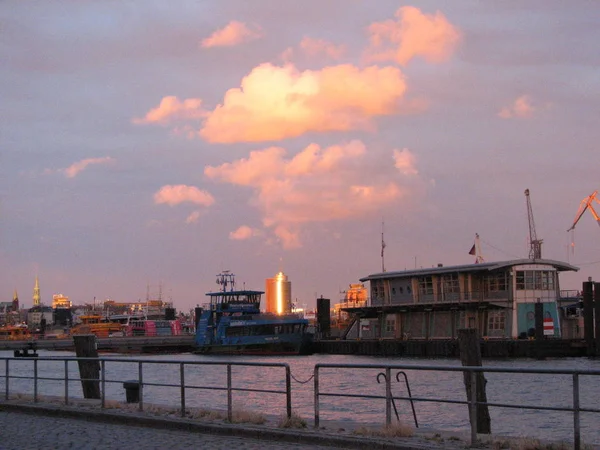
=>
[0,409,341,450]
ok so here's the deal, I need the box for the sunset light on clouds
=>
[3,1,599,310]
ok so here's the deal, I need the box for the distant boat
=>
[194,271,313,355]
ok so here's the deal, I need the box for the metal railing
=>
[2,357,600,449]
[314,363,600,450]
[0,356,292,422]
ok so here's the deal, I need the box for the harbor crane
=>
[525,189,543,259]
[567,190,600,232]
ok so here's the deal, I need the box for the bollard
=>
[123,380,140,403]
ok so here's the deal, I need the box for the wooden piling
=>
[458,328,491,434]
[73,334,101,399]
[595,282,600,357]
[582,281,594,357]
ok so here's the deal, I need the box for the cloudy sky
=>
[2,1,599,311]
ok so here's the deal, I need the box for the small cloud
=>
[365,6,461,65]
[299,37,345,60]
[393,148,418,175]
[153,185,215,207]
[62,157,115,178]
[185,211,201,224]
[229,225,261,241]
[132,96,206,125]
[201,21,263,48]
[498,95,536,119]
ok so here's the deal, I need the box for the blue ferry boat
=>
[194,271,312,355]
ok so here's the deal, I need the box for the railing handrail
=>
[2,357,598,450]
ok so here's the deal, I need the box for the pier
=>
[0,335,196,354]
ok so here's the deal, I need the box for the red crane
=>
[567,190,600,232]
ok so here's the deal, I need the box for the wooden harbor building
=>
[342,259,579,341]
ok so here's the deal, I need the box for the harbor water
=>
[2,351,599,445]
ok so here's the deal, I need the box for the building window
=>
[372,281,384,300]
[418,276,433,295]
[488,311,505,331]
[488,272,507,291]
[516,270,556,290]
[385,319,396,333]
[441,274,460,293]
[391,287,396,296]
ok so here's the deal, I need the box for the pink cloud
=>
[393,148,418,175]
[366,6,461,65]
[62,157,115,178]
[132,96,206,125]
[498,95,536,119]
[200,21,263,48]
[229,225,261,241]
[299,37,345,60]
[153,185,215,207]
[185,211,201,224]
[200,63,408,143]
[205,140,424,249]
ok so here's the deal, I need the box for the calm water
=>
[1,351,599,445]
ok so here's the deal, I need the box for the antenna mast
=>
[381,221,386,272]
[524,189,543,259]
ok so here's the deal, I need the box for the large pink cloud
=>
[205,140,425,249]
[154,184,215,207]
[200,21,263,48]
[199,63,408,143]
[366,6,461,65]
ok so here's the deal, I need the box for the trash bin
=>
[123,380,140,403]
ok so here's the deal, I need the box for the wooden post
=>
[458,328,491,434]
[582,281,594,357]
[594,282,600,357]
[73,335,101,399]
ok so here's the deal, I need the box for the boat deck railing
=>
[2,357,600,449]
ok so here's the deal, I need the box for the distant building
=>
[33,276,41,306]
[347,259,578,340]
[265,272,291,315]
[334,284,368,320]
[27,305,54,329]
[0,290,20,325]
[52,294,72,309]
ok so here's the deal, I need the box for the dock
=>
[0,335,196,354]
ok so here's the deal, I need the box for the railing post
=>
[5,359,9,400]
[285,365,292,419]
[573,373,580,450]
[468,370,477,445]
[227,364,232,422]
[64,360,69,405]
[138,361,144,412]
[314,366,320,429]
[101,360,106,409]
[34,359,38,403]
[385,367,392,426]
[180,363,185,417]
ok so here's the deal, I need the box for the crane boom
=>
[525,189,543,259]
[567,190,600,231]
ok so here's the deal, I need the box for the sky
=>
[2,1,600,312]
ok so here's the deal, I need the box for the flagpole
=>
[381,220,386,273]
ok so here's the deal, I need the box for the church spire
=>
[33,276,41,306]
[13,289,18,302]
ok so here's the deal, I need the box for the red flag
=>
[468,244,476,255]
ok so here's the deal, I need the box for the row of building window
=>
[515,271,555,290]
[373,270,555,300]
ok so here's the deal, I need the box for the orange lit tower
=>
[265,272,291,315]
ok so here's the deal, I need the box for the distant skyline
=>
[2,1,599,311]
